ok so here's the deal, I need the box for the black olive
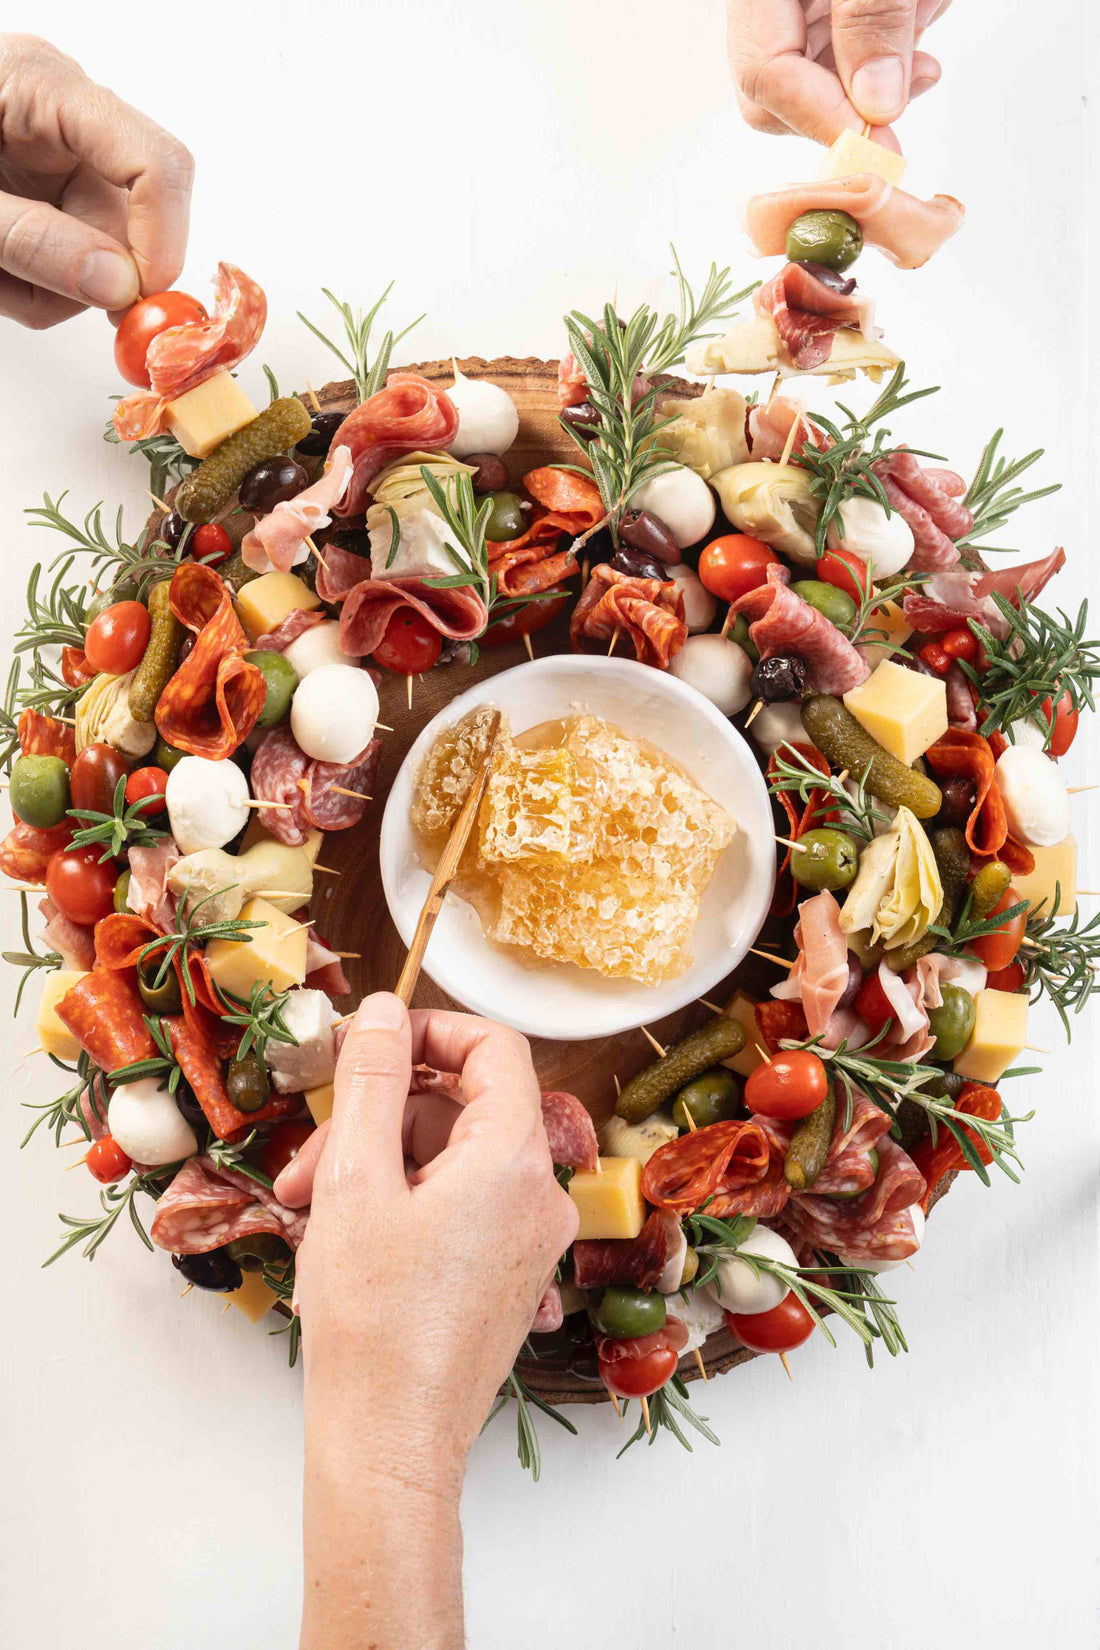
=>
[465,452,510,493]
[934,775,978,831]
[560,402,602,439]
[751,653,807,703]
[174,1083,207,1135]
[836,952,863,1011]
[619,508,681,567]
[158,510,188,550]
[172,1250,243,1292]
[295,408,344,457]
[611,546,665,583]
[791,260,857,296]
[238,457,309,515]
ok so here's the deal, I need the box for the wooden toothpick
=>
[640,1394,652,1435]
[407,674,414,711]
[178,1283,194,1299]
[523,632,535,663]
[698,998,723,1014]
[778,410,803,469]
[245,799,294,810]
[306,381,322,412]
[1067,785,1096,795]
[147,491,171,513]
[312,864,340,876]
[328,785,372,802]
[693,1348,709,1383]
[612,1073,621,1097]
[779,1352,794,1381]
[639,1025,667,1059]
[332,950,361,960]
[607,628,620,657]
[608,1391,623,1420]
[775,835,808,853]
[749,946,796,969]
[744,699,764,729]
[682,1107,698,1133]
[305,535,329,573]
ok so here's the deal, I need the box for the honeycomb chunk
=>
[411,706,512,848]
[478,746,579,865]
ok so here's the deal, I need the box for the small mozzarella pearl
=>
[166,756,250,855]
[282,620,345,679]
[669,634,753,716]
[629,465,715,549]
[668,564,717,633]
[704,1225,798,1314]
[826,495,915,578]
[749,699,807,755]
[446,374,520,458]
[854,1204,925,1273]
[994,745,1070,847]
[290,664,380,763]
[108,1079,198,1166]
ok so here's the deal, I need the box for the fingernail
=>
[78,249,139,308]
[358,991,407,1031]
[851,57,906,123]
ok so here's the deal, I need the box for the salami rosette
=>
[18,708,76,765]
[539,1090,598,1173]
[56,967,156,1071]
[331,374,459,518]
[642,1118,784,1218]
[150,1155,308,1255]
[923,728,1008,858]
[155,563,265,760]
[731,563,870,694]
[0,819,72,884]
[487,468,602,598]
[570,565,687,668]
[337,578,487,657]
[780,1137,926,1266]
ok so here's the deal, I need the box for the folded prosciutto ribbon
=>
[742,175,965,271]
[488,467,603,596]
[155,564,266,761]
[240,445,354,574]
[755,262,877,373]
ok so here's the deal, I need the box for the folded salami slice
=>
[250,726,384,843]
[337,576,487,657]
[871,450,973,573]
[487,467,602,597]
[156,564,265,760]
[0,818,72,884]
[56,967,156,1071]
[540,1090,598,1172]
[18,708,76,765]
[573,1211,679,1291]
[780,1137,926,1265]
[252,607,328,653]
[331,375,460,518]
[302,738,383,832]
[570,564,687,668]
[642,1118,783,1218]
[755,1092,890,1200]
[731,563,869,694]
[150,1154,308,1255]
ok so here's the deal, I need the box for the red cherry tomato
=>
[258,1119,316,1181]
[191,523,233,565]
[372,608,443,674]
[125,767,169,814]
[1038,689,1078,757]
[816,546,871,606]
[941,627,978,664]
[986,959,1028,993]
[598,1346,680,1398]
[481,592,571,648]
[918,641,951,676]
[83,601,151,676]
[70,744,129,814]
[114,291,208,388]
[697,534,779,604]
[853,970,895,1033]
[46,845,118,925]
[86,1136,133,1185]
[724,1293,815,1354]
[744,1049,829,1120]
[970,886,1027,972]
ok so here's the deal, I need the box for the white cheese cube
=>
[817,130,909,186]
[166,370,258,459]
[205,898,309,1000]
[264,988,336,1094]
[953,989,1028,1085]
[843,659,948,766]
[368,507,464,582]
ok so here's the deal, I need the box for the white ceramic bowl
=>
[380,656,775,1040]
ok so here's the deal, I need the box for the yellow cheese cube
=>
[304,1082,335,1126]
[1011,836,1077,918]
[36,970,89,1061]
[239,816,323,863]
[721,991,768,1078]
[818,130,908,187]
[205,897,308,1001]
[953,989,1028,1084]
[235,572,321,643]
[858,599,914,672]
[166,370,258,459]
[843,659,948,766]
[568,1156,645,1241]
[229,1272,278,1323]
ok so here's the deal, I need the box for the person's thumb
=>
[831,0,919,128]
[0,191,140,311]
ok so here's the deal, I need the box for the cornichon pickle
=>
[970,859,1010,918]
[885,826,969,973]
[615,1019,746,1124]
[784,1084,837,1191]
[175,398,313,523]
[217,549,262,592]
[128,581,183,724]
[800,695,942,820]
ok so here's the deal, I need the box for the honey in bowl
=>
[410,707,736,985]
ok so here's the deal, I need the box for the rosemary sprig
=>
[840,570,925,652]
[817,1250,909,1369]
[66,773,169,861]
[958,428,1061,554]
[109,1016,182,1091]
[262,1258,302,1366]
[13,555,89,654]
[1020,898,1100,1037]
[2,891,61,1014]
[767,746,887,843]
[647,246,756,375]
[0,658,21,772]
[483,1368,578,1481]
[43,1161,181,1266]
[929,888,1031,956]
[215,980,297,1064]
[616,1374,721,1458]
[21,1057,105,1148]
[104,413,197,498]
[961,596,1100,744]
[15,653,87,721]
[135,887,266,1005]
[297,284,424,403]
[26,491,182,600]
[206,1128,275,1190]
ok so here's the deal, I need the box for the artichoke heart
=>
[686,312,900,384]
[365,450,476,529]
[709,461,821,565]
[840,806,943,952]
[75,670,156,759]
[658,387,749,481]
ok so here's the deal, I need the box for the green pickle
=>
[672,1067,739,1130]
[970,859,1011,918]
[175,398,313,524]
[128,581,184,724]
[113,869,132,915]
[800,695,942,820]
[155,736,188,773]
[218,550,262,593]
[784,1085,837,1191]
[616,1018,746,1124]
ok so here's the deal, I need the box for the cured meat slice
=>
[79,1074,111,1141]
[780,1137,926,1264]
[924,729,1007,858]
[125,841,180,934]
[93,912,236,1048]
[755,262,875,372]
[595,1316,689,1362]
[305,930,351,998]
[531,1282,564,1334]
[165,1014,296,1140]
[572,1211,680,1291]
[149,1154,308,1254]
[731,563,869,693]
[302,739,383,832]
[569,564,686,668]
[557,352,588,409]
[337,576,487,657]
[903,549,1066,638]
[0,819,71,884]
[755,1091,890,1200]
[641,1119,783,1218]
[876,451,974,540]
[331,375,459,518]
[38,898,95,972]
[313,542,372,604]
[755,998,809,1052]
[776,890,850,1037]
[18,708,76,765]
[113,264,267,442]
[56,967,156,1071]
[910,1080,1001,1208]
[61,645,98,689]
[871,450,973,573]
[768,741,834,917]
[249,726,313,846]
[240,446,354,573]
[742,175,966,270]
[251,607,328,653]
[945,663,978,731]
[487,467,602,597]
[540,1090,598,1172]
[155,564,265,760]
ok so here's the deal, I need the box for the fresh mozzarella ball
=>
[166,757,250,855]
[826,495,914,578]
[630,465,716,549]
[446,372,520,458]
[668,563,717,633]
[108,1079,198,1166]
[1002,717,1048,752]
[994,745,1070,847]
[282,619,344,679]
[669,634,753,717]
[942,956,987,999]
[749,699,807,755]
[703,1225,798,1315]
[852,1204,925,1274]
[671,1287,727,1353]
[290,663,379,763]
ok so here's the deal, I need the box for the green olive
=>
[679,1247,699,1287]
[591,1285,667,1339]
[137,953,183,1015]
[9,754,70,829]
[730,612,759,664]
[113,869,133,915]
[225,1233,290,1272]
[155,737,188,773]
[785,209,863,272]
[826,1146,880,1201]
[86,577,139,625]
[227,1050,270,1114]
[790,826,860,892]
[244,650,298,729]
[672,1067,739,1130]
[483,491,527,543]
[792,579,857,628]
[927,984,976,1061]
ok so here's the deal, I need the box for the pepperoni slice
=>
[18,708,77,764]
[155,563,265,760]
[0,819,73,884]
[924,728,1007,858]
[487,467,602,598]
[570,564,686,668]
[641,1118,779,1218]
[165,1014,296,1141]
[56,967,156,1071]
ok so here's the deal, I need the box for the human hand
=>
[0,34,193,328]
[727,0,951,148]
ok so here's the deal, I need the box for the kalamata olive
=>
[560,401,602,439]
[611,546,665,583]
[935,775,978,831]
[791,260,857,296]
[174,1084,207,1135]
[296,409,344,456]
[238,456,309,515]
[172,1250,242,1292]
[465,452,510,493]
[157,511,188,551]
[178,633,195,665]
[836,952,863,1011]
[751,653,807,703]
[619,507,682,567]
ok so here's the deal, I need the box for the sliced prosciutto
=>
[330,375,459,518]
[37,898,95,973]
[742,175,965,270]
[871,450,974,572]
[755,262,876,372]
[240,446,353,573]
[569,564,686,668]
[904,548,1066,639]
[730,563,869,693]
[150,1155,309,1255]
[769,890,851,1037]
[125,841,180,934]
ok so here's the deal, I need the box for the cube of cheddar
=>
[721,991,768,1079]
[843,660,948,766]
[304,1082,335,1126]
[1011,837,1077,918]
[953,989,1028,1084]
[568,1156,645,1241]
[229,1271,278,1323]
[36,970,89,1061]
[166,370,258,459]
[205,897,308,1001]
[818,130,908,187]
[235,572,321,643]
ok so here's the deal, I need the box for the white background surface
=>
[2,2,1097,1646]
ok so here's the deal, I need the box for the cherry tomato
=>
[114,291,208,388]
[125,767,169,814]
[70,744,129,814]
[942,627,978,664]
[918,641,951,676]
[191,522,233,565]
[372,608,443,674]
[481,592,571,648]
[258,1119,316,1180]
[46,845,118,925]
[598,1346,680,1398]
[816,546,871,606]
[970,886,1027,972]
[1038,689,1078,757]
[86,1136,133,1184]
[83,601,151,676]
[724,1293,815,1354]
[986,959,1028,993]
[853,971,895,1033]
[697,535,779,604]
[744,1049,829,1120]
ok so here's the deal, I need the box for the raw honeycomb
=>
[478,745,581,864]
[410,706,510,848]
